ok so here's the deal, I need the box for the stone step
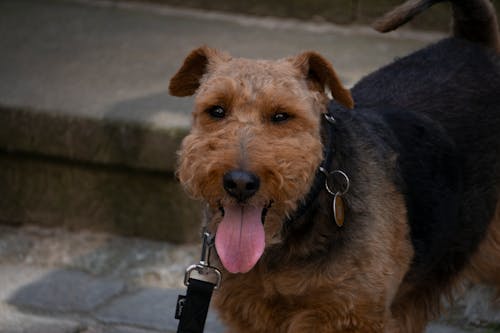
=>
[0,106,200,243]
[0,0,199,242]
[0,105,188,172]
[0,105,200,243]
[0,0,438,242]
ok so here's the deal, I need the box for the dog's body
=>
[170,0,500,332]
[332,37,500,331]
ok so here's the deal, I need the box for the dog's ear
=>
[292,52,354,109]
[169,46,228,97]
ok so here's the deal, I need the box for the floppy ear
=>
[293,52,354,109]
[168,46,227,97]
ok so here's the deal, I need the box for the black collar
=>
[285,100,345,225]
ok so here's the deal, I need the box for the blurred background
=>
[0,0,499,332]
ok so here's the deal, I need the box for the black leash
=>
[175,231,221,333]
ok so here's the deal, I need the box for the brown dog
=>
[170,0,500,331]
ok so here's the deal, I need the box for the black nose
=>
[223,170,260,202]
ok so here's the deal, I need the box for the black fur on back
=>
[335,37,500,291]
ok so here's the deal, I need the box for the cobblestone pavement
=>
[0,225,207,333]
[0,225,499,333]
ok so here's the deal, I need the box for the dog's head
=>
[169,46,352,273]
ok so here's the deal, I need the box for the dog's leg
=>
[464,200,500,288]
[389,286,443,333]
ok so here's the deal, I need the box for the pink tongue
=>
[215,205,265,274]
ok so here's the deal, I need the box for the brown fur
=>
[212,182,413,333]
[170,48,416,331]
[170,47,418,332]
[465,201,500,286]
[169,1,500,331]
[173,48,351,233]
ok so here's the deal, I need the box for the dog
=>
[169,0,500,331]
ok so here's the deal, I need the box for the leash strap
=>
[176,278,216,333]
[175,230,221,333]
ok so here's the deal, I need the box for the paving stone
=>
[108,327,166,333]
[204,310,226,333]
[82,325,160,333]
[426,323,469,333]
[8,269,125,313]
[95,287,225,332]
[0,304,82,333]
[95,288,180,331]
[0,265,50,302]
[461,285,500,324]
[0,225,199,289]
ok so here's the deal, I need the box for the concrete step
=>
[0,105,200,243]
[0,0,440,241]
[0,0,201,242]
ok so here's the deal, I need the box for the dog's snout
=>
[223,170,260,202]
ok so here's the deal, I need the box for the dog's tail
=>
[373,0,500,53]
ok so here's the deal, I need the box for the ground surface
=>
[0,225,499,333]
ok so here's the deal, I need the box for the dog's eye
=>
[271,112,290,123]
[206,105,226,119]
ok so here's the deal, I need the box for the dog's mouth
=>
[214,202,272,274]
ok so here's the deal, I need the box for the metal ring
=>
[324,113,336,124]
[319,167,350,196]
[184,264,222,290]
[330,170,350,195]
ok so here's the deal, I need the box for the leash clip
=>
[184,231,222,289]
